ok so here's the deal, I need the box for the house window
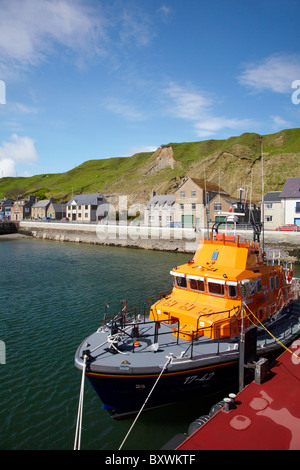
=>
[265,216,273,222]
[192,203,196,210]
[296,202,300,213]
[85,205,88,209]
[180,191,185,198]
[265,203,273,209]
[85,213,88,218]
[214,203,222,211]
[191,190,196,197]
[180,204,184,210]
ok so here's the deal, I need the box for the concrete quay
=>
[18,220,300,261]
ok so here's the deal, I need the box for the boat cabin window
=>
[239,283,248,299]
[208,281,225,296]
[189,279,205,292]
[275,275,279,289]
[256,278,262,293]
[228,285,237,298]
[175,276,187,289]
[249,281,255,296]
[269,276,274,291]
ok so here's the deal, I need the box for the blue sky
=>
[0,0,299,178]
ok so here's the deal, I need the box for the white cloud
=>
[238,54,300,93]
[164,82,255,138]
[0,134,38,177]
[270,115,291,129]
[0,0,157,79]
[194,117,254,138]
[104,97,144,120]
[0,0,107,78]
[164,83,211,120]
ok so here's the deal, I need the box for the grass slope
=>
[0,128,299,203]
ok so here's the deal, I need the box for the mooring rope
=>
[242,302,300,361]
[118,356,172,450]
[74,354,87,450]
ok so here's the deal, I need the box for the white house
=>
[66,193,109,222]
[144,193,175,226]
[263,191,284,230]
[279,177,300,227]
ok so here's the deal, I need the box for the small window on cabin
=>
[176,276,187,289]
[269,276,274,291]
[190,279,205,292]
[275,275,279,289]
[228,285,237,298]
[249,281,255,296]
[240,284,247,299]
[208,281,225,296]
[256,278,262,293]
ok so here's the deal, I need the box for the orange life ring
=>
[287,269,293,282]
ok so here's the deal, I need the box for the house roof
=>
[66,193,104,205]
[280,178,300,198]
[146,194,175,209]
[264,191,281,202]
[32,200,50,208]
[50,203,66,212]
[177,177,228,195]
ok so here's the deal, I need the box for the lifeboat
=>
[75,220,300,418]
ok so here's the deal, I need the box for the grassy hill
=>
[1,128,300,204]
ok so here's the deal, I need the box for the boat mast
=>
[261,140,265,256]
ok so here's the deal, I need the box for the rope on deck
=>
[242,302,300,361]
[118,356,172,450]
[74,354,87,450]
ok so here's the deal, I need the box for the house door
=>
[72,214,76,221]
[294,218,300,226]
[181,215,194,227]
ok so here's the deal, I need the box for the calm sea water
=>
[1,236,298,450]
[0,236,204,450]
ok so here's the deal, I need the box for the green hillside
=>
[1,128,300,204]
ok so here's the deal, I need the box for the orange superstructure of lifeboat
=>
[149,232,299,341]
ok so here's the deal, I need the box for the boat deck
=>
[177,338,300,450]
[75,308,300,375]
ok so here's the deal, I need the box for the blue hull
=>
[86,359,238,417]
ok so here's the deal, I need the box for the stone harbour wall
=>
[18,220,300,261]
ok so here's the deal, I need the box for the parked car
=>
[275,224,300,232]
[61,217,69,222]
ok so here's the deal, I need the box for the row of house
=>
[1,177,300,229]
[2,193,109,222]
[143,177,260,228]
[144,177,300,230]
[263,177,300,230]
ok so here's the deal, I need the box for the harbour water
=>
[1,236,298,450]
